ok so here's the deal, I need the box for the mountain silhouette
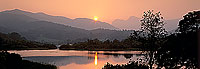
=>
[2,9,117,30]
[0,9,132,43]
[112,16,141,30]
[112,16,180,31]
[0,11,90,43]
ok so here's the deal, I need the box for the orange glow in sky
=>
[0,0,200,23]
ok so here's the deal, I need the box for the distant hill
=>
[0,9,132,44]
[2,9,118,30]
[90,29,133,40]
[0,11,90,43]
[112,16,180,31]
[164,18,181,32]
[68,18,118,30]
[112,16,141,30]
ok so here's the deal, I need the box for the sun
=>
[93,16,98,21]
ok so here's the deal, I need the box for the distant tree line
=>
[59,38,143,50]
[103,61,149,69]
[0,32,57,50]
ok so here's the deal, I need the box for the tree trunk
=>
[149,51,153,69]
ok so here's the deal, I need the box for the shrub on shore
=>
[102,61,149,69]
[0,51,57,69]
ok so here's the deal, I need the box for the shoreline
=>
[59,48,143,51]
[4,48,144,51]
[1,48,57,51]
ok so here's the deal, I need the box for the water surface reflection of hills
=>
[9,50,143,68]
[24,56,93,66]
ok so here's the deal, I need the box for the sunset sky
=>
[0,0,199,23]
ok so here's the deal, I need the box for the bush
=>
[103,61,149,69]
[0,51,57,69]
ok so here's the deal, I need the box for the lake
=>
[9,49,144,69]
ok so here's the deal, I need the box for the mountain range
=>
[0,9,181,44]
[112,16,180,31]
[2,9,118,30]
[112,16,141,30]
[0,9,133,44]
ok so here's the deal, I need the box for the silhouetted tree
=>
[0,37,3,48]
[178,11,200,33]
[154,11,199,69]
[140,10,167,69]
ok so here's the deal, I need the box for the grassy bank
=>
[0,51,57,69]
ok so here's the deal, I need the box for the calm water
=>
[9,49,143,69]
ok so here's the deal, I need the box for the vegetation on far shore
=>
[59,37,143,50]
[103,61,149,69]
[60,48,141,51]
[0,32,57,50]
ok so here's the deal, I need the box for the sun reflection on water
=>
[94,52,98,66]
